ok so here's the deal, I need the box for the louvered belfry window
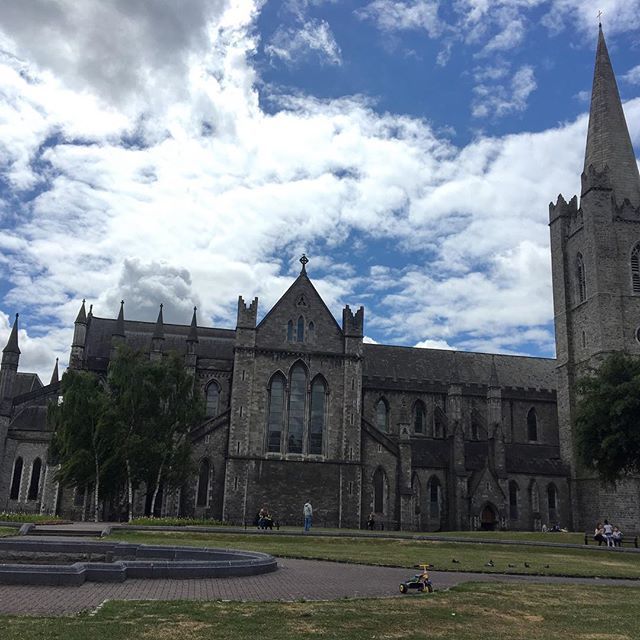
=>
[576,253,586,303]
[632,244,640,293]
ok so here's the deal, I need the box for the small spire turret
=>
[3,314,20,355]
[74,299,87,325]
[50,358,59,385]
[187,307,199,343]
[114,301,125,337]
[153,304,165,341]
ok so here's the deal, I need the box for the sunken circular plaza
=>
[0,538,277,586]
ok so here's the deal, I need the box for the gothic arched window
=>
[527,407,538,441]
[308,321,315,342]
[10,457,23,501]
[376,399,388,432]
[471,421,479,440]
[297,316,305,342]
[373,468,386,513]
[267,374,286,453]
[547,483,557,510]
[530,480,540,513]
[509,480,519,520]
[287,364,307,453]
[27,458,42,501]
[433,406,445,438]
[287,320,294,341]
[414,401,426,434]
[576,253,586,303]
[428,476,442,520]
[196,459,210,507]
[205,382,220,417]
[632,244,640,293]
[309,377,326,455]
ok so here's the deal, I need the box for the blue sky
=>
[1,0,640,382]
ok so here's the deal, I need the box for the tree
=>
[575,352,640,485]
[147,352,204,516]
[106,345,162,522]
[49,370,112,522]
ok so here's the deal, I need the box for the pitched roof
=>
[584,26,640,206]
[13,373,43,396]
[362,344,556,391]
[84,316,235,369]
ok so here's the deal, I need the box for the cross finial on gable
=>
[597,9,603,25]
[299,254,309,274]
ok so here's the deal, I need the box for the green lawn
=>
[111,530,640,579]
[1,583,638,639]
[0,526,17,537]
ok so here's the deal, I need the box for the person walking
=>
[303,500,313,532]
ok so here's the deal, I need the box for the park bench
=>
[584,532,638,547]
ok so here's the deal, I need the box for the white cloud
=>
[623,64,640,85]
[472,64,537,118]
[414,338,456,349]
[356,0,443,38]
[265,19,342,66]
[1,0,639,383]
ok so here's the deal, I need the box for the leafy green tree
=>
[106,345,162,522]
[576,352,640,484]
[147,352,204,515]
[49,370,112,522]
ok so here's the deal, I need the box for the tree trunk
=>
[150,459,166,518]
[81,485,88,522]
[126,457,134,523]
[94,456,100,523]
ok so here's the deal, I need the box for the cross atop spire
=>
[75,299,87,324]
[300,254,309,274]
[583,25,640,207]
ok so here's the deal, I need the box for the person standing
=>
[303,500,313,532]
[603,519,614,547]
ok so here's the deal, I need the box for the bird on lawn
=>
[524,562,531,568]
[451,559,460,564]
[508,563,516,568]
[484,560,494,567]
[544,564,550,568]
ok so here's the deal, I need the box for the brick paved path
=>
[1,557,639,616]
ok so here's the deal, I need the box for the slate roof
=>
[10,405,51,432]
[363,344,556,391]
[13,373,43,396]
[506,443,567,476]
[84,316,236,365]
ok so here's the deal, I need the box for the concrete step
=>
[30,528,101,537]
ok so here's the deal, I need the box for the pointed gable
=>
[256,269,344,353]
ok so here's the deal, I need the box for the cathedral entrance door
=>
[480,504,497,531]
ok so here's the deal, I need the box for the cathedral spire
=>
[3,314,20,355]
[50,358,59,385]
[583,25,640,206]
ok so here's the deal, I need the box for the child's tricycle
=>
[399,564,434,594]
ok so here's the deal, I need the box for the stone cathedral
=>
[1,27,639,532]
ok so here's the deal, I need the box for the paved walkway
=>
[0,556,639,616]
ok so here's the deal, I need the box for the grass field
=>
[0,526,17,537]
[1,583,638,639]
[111,530,640,579]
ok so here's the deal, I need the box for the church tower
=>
[550,25,640,531]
